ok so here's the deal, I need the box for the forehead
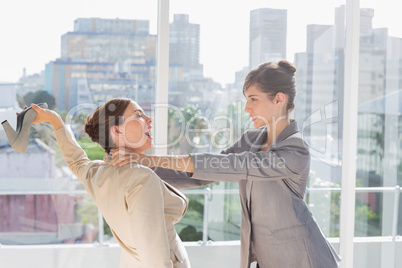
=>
[131,101,142,111]
[124,101,143,116]
[244,84,264,96]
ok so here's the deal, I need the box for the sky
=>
[1,0,401,86]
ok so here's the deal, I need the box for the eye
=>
[251,98,257,101]
[136,112,143,118]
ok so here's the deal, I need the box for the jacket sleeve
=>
[151,137,243,189]
[54,125,92,182]
[190,134,310,184]
[152,167,212,189]
[125,169,173,267]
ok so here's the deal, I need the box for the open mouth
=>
[145,128,153,139]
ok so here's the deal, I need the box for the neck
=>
[117,143,146,154]
[265,118,291,147]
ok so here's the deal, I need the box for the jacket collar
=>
[273,119,299,145]
[250,120,299,152]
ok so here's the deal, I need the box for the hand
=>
[111,147,154,168]
[18,105,59,124]
[30,104,64,130]
[29,104,56,123]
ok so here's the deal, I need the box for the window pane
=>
[356,1,402,267]
[0,0,157,246]
[169,0,345,245]
[0,192,100,245]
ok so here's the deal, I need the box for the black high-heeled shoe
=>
[1,103,48,153]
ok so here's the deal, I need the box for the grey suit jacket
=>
[155,121,341,268]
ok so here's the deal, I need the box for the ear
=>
[275,92,286,104]
[110,126,122,137]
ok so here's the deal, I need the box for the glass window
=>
[168,0,345,245]
[0,0,158,246]
[1,0,401,267]
[355,1,402,267]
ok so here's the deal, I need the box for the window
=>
[0,0,158,246]
[1,0,401,267]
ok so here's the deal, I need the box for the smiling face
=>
[114,101,153,153]
[244,84,287,129]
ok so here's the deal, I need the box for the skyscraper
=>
[168,14,221,108]
[249,8,287,69]
[169,14,203,80]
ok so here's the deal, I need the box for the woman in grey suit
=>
[113,60,341,268]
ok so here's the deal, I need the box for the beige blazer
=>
[55,125,190,268]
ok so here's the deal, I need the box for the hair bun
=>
[278,60,296,75]
[84,117,98,143]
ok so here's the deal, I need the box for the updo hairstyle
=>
[243,60,297,113]
[84,98,132,154]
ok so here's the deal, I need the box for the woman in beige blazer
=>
[30,99,190,268]
[112,60,341,268]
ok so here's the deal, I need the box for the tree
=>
[32,90,56,109]
[168,104,211,154]
[179,225,203,241]
[23,90,56,109]
[77,137,106,160]
[23,91,35,107]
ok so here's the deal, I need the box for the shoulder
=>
[118,164,161,188]
[274,132,311,172]
[279,132,310,153]
[119,165,164,203]
[94,162,160,185]
[81,160,104,181]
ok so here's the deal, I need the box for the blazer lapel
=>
[244,127,266,213]
[249,126,268,153]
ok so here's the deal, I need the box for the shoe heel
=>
[1,102,48,153]
[2,120,18,144]
[1,103,44,153]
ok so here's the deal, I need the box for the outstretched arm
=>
[110,142,240,189]
[31,104,92,182]
[112,152,195,173]
[111,131,242,173]
[152,166,212,190]
[112,133,310,190]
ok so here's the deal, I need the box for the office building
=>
[169,14,203,80]
[249,8,287,68]
[46,18,158,111]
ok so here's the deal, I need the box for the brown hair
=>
[84,98,132,154]
[243,60,297,113]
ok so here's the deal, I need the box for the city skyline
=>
[1,0,400,86]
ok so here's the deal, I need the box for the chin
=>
[138,142,153,153]
[126,138,153,153]
[253,122,263,128]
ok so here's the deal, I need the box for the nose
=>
[244,101,251,113]
[147,116,153,125]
